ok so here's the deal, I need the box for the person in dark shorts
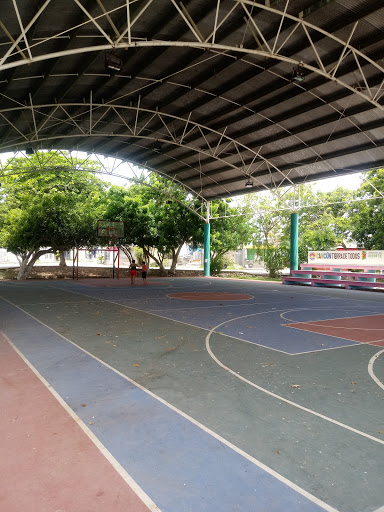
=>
[141,262,148,285]
[130,260,137,285]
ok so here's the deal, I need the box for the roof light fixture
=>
[152,141,162,152]
[291,63,305,83]
[25,147,34,155]
[105,52,123,72]
[245,179,253,188]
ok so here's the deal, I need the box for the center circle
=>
[168,292,253,301]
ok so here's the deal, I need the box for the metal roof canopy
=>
[0,0,383,201]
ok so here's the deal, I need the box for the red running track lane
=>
[0,334,153,512]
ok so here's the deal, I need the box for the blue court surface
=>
[1,276,384,512]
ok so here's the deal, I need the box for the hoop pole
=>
[112,244,115,279]
[118,245,120,279]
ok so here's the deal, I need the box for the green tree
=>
[292,186,353,261]
[0,152,107,279]
[239,184,353,276]
[349,169,384,249]
[104,177,204,274]
[208,200,253,274]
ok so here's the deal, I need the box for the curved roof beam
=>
[0,101,296,189]
[0,1,383,111]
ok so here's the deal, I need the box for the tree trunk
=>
[143,247,166,274]
[168,244,183,275]
[17,249,52,280]
[59,250,67,267]
[17,257,31,280]
[120,245,134,263]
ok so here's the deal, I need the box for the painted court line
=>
[18,300,103,306]
[147,297,332,312]
[107,305,297,355]
[368,349,384,392]
[283,323,364,349]
[291,342,360,356]
[280,309,384,324]
[52,285,377,355]
[50,286,297,355]
[2,332,161,512]
[0,296,338,512]
[280,309,384,348]
[52,286,384,357]
[205,312,384,447]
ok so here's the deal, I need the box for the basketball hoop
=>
[96,220,124,279]
[97,220,124,239]
[107,227,117,237]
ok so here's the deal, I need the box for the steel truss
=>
[0,101,297,195]
[0,0,383,202]
[0,1,383,109]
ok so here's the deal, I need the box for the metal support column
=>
[204,202,210,277]
[290,212,299,272]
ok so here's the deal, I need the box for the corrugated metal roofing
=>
[0,0,383,199]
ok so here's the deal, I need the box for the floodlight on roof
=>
[105,52,123,71]
[152,141,162,152]
[291,63,305,83]
[25,147,34,155]
[245,179,253,188]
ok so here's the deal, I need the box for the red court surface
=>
[285,314,384,346]
[168,292,253,301]
[0,336,151,512]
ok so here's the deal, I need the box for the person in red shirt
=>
[141,262,148,285]
[129,260,137,285]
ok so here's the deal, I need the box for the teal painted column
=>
[204,222,210,276]
[204,201,210,277]
[290,212,299,272]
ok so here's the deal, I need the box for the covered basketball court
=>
[1,1,384,511]
[1,277,384,511]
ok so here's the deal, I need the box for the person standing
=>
[141,262,148,285]
[129,260,137,285]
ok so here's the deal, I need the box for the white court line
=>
[49,287,376,356]
[373,505,384,512]
[289,323,384,331]
[0,298,339,512]
[291,343,361,356]
[47,287,298,355]
[368,349,384,392]
[280,308,384,350]
[18,301,103,306]
[148,297,331,312]
[20,291,384,436]
[280,308,384,331]
[111,296,332,311]
[205,311,384,447]
[1,331,162,512]
[284,323,364,347]
[280,309,384,324]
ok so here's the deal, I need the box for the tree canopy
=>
[239,184,355,276]
[0,152,107,279]
[2,150,382,280]
[103,175,204,273]
[349,169,384,249]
